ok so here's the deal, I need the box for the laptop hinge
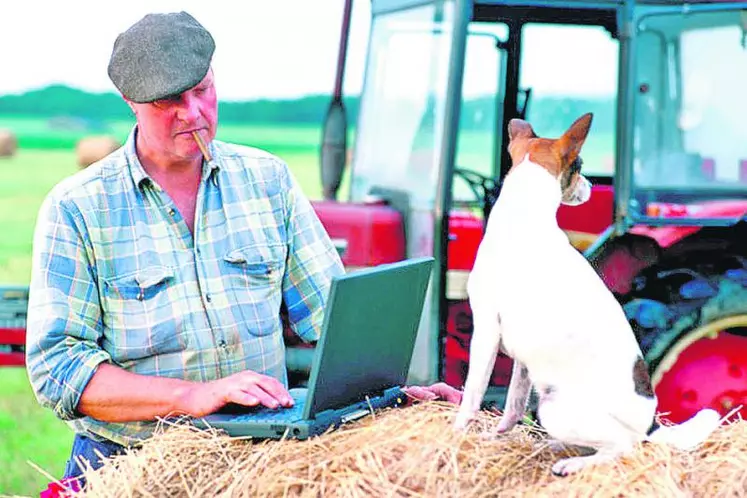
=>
[312,386,406,421]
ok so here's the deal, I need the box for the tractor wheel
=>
[623,257,747,424]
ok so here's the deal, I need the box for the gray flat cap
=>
[108,11,215,103]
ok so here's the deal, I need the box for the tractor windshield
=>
[631,9,747,223]
[348,2,457,207]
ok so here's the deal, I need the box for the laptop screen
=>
[302,257,434,419]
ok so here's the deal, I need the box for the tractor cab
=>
[309,0,747,423]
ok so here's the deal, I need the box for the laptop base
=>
[195,386,408,440]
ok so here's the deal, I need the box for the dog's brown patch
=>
[506,113,593,179]
[633,356,655,398]
[507,135,561,176]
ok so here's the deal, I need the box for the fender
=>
[630,200,747,248]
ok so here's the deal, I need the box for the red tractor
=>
[305,0,747,425]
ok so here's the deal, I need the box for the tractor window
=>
[452,24,508,208]
[519,24,619,179]
[632,10,747,222]
[348,1,458,207]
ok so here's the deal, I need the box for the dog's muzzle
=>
[562,174,592,206]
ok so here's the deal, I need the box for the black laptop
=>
[195,257,435,440]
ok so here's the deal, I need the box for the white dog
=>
[453,113,722,476]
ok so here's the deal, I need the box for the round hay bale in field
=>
[64,403,747,498]
[0,129,18,158]
[76,135,120,168]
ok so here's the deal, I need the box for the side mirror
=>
[320,97,347,201]
[320,0,353,201]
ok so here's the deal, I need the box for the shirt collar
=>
[124,124,220,190]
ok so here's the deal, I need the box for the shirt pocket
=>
[223,246,284,337]
[101,265,185,363]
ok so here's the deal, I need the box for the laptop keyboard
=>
[226,389,307,422]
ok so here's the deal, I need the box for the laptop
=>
[195,256,435,440]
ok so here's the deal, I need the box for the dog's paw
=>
[453,411,474,432]
[494,413,522,434]
[479,427,508,440]
[551,456,588,477]
[551,450,619,477]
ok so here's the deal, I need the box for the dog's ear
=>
[508,119,536,141]
[554,113,593,165]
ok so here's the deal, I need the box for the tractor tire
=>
[623,253,747,424]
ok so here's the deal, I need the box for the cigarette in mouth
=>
[191,130,212,162]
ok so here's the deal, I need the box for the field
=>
[0,367,73,496]
[0,115,614,497]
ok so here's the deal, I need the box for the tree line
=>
[0,84,615,133]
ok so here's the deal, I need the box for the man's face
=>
[128,69,218,161]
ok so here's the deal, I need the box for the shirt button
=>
[168,208,176,216]
[205,293,212,303]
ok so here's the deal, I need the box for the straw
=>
[61,403,745,497]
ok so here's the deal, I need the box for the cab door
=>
[347,0,472,385]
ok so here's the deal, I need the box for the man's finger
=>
[402,386,438,401]
[402,384,463,404]
[232,385,280,408]
[430,383,463,404]
[229,391,260,407]
[255,379,294,407]
[239,372,293,407]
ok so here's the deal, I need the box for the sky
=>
[0,1,619,101]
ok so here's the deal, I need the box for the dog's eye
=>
[561,170,578,191]
[569,157,583,175]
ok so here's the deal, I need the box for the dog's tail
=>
[646,408,724,451]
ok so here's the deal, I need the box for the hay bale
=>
[0,129,18,158]
[64,403,747,497]
[76,135,120,168]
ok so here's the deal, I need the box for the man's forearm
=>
[77,363,200,423]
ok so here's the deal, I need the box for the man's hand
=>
[402,382,463,405]
[77,364,293,423]
[178,370,294,418]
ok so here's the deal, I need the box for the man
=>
[25,11,461,483]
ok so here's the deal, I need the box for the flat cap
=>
[107,11,215,103]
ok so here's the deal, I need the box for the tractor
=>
[307,0,747,425]
[2,0,745,428]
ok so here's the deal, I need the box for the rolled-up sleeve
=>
[278,162,344,342]
[26,194,110,421]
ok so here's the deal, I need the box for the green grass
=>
[0,150,79,284]
[2,116,340,154]
[0,368,74,497]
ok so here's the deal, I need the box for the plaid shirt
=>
[26,126,344,446]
